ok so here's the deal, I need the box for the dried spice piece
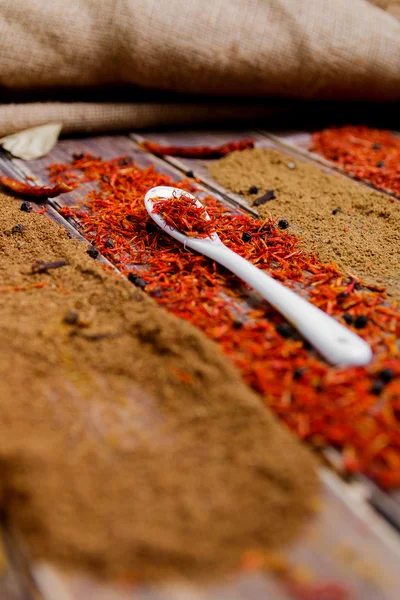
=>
[0,193,317,581]
[354,315,368,329]
[140,138,254,158]
[312,126,400,198]
[87,245,99,259]
[11,224,24,234]
[152,193,215,238]
[30,260,68,274]
[0,175,72,199]
[49,154,400,490]
[379,368,394,383]
[0,123,62,161]
[63,311,79,325]
[253,189,276,206]
[278,218,289,230]
[20,201,32,213]
[128,272,146,289]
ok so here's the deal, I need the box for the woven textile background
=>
[0,0,399,134]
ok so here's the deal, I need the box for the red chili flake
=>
[287,581,351,600]
[312,126,400,198]
[172,368,193,384]
[46,154,400,490]
[0,176,73,199]
[140,138,254,158]
[152,193,215,238]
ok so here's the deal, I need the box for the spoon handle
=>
[188,238,372,366]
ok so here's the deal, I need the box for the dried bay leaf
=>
[0,122,62,160]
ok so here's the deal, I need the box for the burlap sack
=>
[0,0,399,135]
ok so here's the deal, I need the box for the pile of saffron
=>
[312,125,400,198]
[152,193,215,238]
[49,154,400,489]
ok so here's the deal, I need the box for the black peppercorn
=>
[379,368,394,383]
[278,218,289,230]
[293,368,305,381]
[87,245,99,259]
[242,232,252,242]
[104,239,115,249]
[249,185,259,194]
[128,272,146,289]
[186,170,194,178]
[118,156,132,166]
[145,221,158,234]
[276,322,294,339]
[354,315,368,329]
[336,292,348,303]
[232,320,244,330]
[343,313,353,325]
[20,201,32,213]
[72,152,84,160]
[376,161,385,168]
[63,311,79,325]
[332,208,340,215]
[370,380,384,396]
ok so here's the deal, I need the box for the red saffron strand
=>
[152,193,215,238]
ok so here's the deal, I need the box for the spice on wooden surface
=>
[312,126,400,198]
[208,148,400,301]
[0,176,72,199]
[140,138,254,158]
[0,193,317,581]
[253,189,276,206]
[49,154,400,489]
[30,259,68,274]
[152,193,215,238]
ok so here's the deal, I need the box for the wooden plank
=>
[3,133,400,599]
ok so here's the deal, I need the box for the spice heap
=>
[152,193,215,237]
[312,126,400,198]
[49,154,400,489]
[209,147,400,301]
[0,193,317,580]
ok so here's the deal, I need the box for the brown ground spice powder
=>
[209,148,400,301]
[0,194,317,582]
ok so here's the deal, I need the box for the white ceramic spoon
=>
[144,186,372,367]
